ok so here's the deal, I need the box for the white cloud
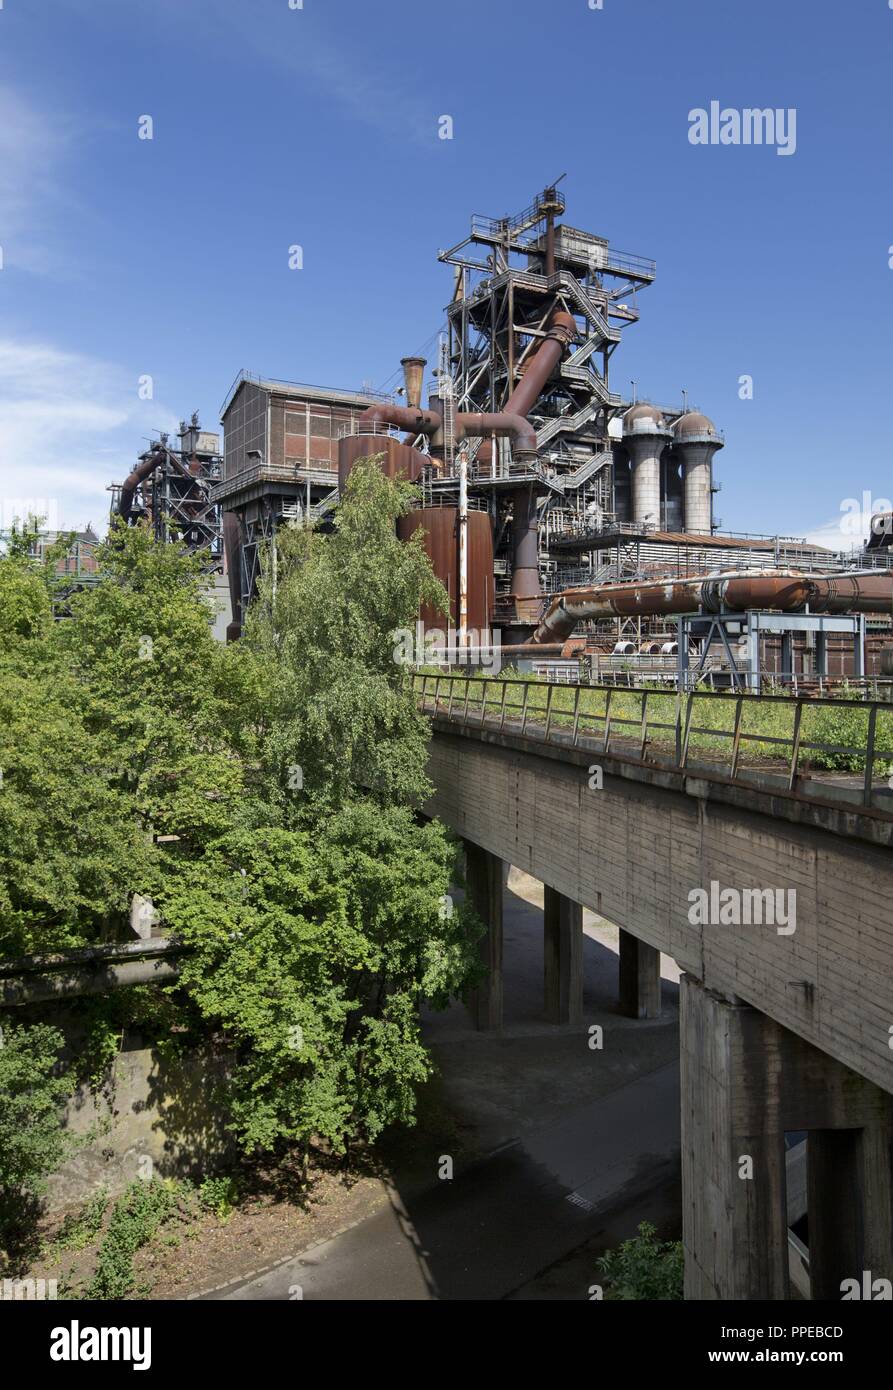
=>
[0,86,77,274]
[804,509,886,555]
[0,338,178,533]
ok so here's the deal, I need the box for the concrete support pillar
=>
[543,886,583,1025]
[618,929,662,1019]
[465,841,503,1031]
[681,974,893,1300]
[808,1123,893,1300]
[681,977,790,1300]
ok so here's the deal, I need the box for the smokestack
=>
[400,357,427,410]
[622,404,670,527]
[673,411,723,535]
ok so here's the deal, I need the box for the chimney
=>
[400,357,426,410]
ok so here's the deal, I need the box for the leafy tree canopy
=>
[0,459,480,1156]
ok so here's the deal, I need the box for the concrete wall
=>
[425,729,893,1099]
[681,976,893,1299]
[47,1039,235,1211]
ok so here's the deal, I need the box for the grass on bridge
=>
[417,670,893,781]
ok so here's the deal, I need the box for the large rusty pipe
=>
[359,404,538,456]
[117,444,166,522]
[118,442,207,525]
[477,309,577,472]
[807,573,893,613]
[532,570,893,645]
[472,307,577,616]
[359,404,444,436]
[400,357,426,410]
[510,488,541,601]
[499,310,577,421]
[456,411,537,455]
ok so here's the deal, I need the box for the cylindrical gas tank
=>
[397,507,494,633]
[338,434,427,493]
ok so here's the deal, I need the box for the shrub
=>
[0,1022,73,1226]
[84,1179,177,1300]
[597,1221,684,1300]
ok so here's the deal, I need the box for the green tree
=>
[0,1022,75,1233]
[164,459,482,1154]
[61,523,247,853]
[241,455,448,823]
[0,530,150,955]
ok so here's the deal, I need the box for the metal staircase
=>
[560,451,614,491]
[536,402,601,448]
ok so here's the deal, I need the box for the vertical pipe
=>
[458,445,469,647]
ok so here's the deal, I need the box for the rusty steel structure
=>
[344,181,842,651]
[531,570,893,645]
[209,178,891,678]
[110,414,223,567]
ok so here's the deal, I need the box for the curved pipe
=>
[358,404,443,436]
[532,570,893,645]
[477,310,577,468]
[503,310,577,418]
[361,311,578,462]
[118,444,166,522]
[358,404,538,456]
[456,411,537,455]
[118,442,208,525]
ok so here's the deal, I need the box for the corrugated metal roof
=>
[648,530,832,554]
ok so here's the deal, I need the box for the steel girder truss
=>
[239,505,278,618]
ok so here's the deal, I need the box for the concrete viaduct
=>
[418,679,893,1301]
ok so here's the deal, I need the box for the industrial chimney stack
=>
[622,403,670,528]
[673,411,723,535]
[400,357,427,410]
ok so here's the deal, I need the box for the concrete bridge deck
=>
[416,675,893,1299]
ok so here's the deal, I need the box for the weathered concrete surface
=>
[619,929,662,1019]
[426,728,893,1098]
[48,1041,235,1210]
[543,886,583,1025]
[465,841,504,1031]
[681,976,893,1300]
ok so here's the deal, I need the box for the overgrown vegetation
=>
[198,1175,240,1221]
[0,460,482,1187]
[0,1021,75,1249]
[51,1189,109,1255]
[597,1221,684,1300]
[84,1178,179,1300]
[436,669,893,775]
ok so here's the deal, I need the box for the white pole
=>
[458,444,469,658]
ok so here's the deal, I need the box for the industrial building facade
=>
[214,374,388,636]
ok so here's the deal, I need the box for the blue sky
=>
[1,0,892,545]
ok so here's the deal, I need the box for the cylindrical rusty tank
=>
[397,507,494,632]
[338,434,428,493]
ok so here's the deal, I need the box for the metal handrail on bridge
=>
[414,673,893,815]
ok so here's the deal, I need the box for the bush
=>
[597,1221,683,1300]
[0,1022,73,1225]
[84,1179,177,1300]
[198,1175,240,1221]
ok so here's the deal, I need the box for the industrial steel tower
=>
[436,180,658,631]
